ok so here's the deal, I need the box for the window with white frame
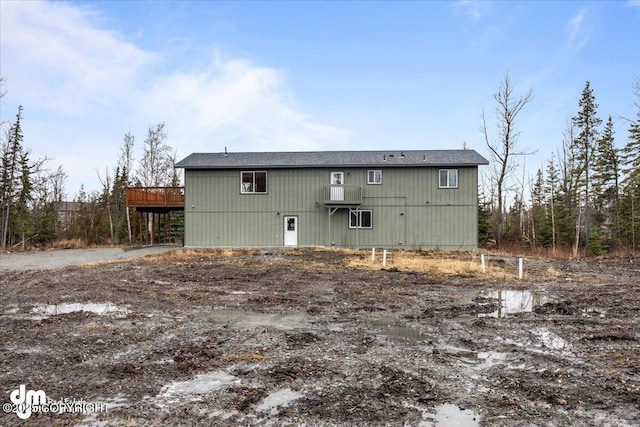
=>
[439,169,458,189]
[349,210,373,229]
[367,170,382,185]
[330,171,344,185]
[241,171,268,193]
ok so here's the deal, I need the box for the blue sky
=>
[1,0,639,197]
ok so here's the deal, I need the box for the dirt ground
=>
[0,248,638,426]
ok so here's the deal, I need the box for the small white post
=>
[382,249,387,268]
[371,247,376,261]
[481,254,486,273]
[519,257,524,280]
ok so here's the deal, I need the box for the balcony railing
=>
[125,187,185,208]
[323,185,362,206]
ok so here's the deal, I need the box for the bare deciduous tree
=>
[136,123,173,187]
[135,123,175,244]
[482,72,534,245]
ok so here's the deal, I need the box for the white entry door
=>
[284,216,298,246]
[330,171,344,201]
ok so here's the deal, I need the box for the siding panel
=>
[184,166,479,249]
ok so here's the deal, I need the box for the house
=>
[56,201,79,232]
[174,149,488,250]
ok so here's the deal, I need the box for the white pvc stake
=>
[372,247,376,261]
[519,258,524,280]
[481,254,486,273]
[382,250,387,268]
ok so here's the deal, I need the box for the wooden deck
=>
[125,187,185,208]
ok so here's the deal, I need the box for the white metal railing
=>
[324,185,362,205]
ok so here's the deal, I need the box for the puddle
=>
[533,328,572,353]
[255,388,305,412]
[434,346,509,369]
[460,351,509,369]
[434,345,477,359]
[4,302,131,320]
[478,290,555,318]
[429,403,480,426]
[206,309,308,331]
[158,371,239,399]
[408,402,480,426]
[370,317,434,344]
[34,302,129,316]
[475,351,508,368]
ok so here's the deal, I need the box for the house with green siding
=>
[174,150,488,249]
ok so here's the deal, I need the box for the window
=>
[241,171,267,193]
[367,170,382,185]
[349,210,373,229]
[439,169,458,189]
[330,171,344,185]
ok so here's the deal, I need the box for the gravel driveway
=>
[0,246,179,272]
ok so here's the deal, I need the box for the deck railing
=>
[125,187,185,207]
[323,185,362,206]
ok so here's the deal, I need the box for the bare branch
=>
[482,71,534,244]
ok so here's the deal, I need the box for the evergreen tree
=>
[621,78,640,250]
[478,187,491,246]
[592,116,620,247]
[572,81,602,251]
[530,169,547,247]
[1,106,25,248]
[544,155,560,250]
[15,151,32,249]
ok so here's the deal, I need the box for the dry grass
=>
[484,243,640,260]
[141,248,259,263]
[50,238,85,249]
[138,247,520,279]
[348,249,517,279]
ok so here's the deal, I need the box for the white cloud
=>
[1,1,155,114]
[626,0,640,9]
[1,1,346,193]
[136,55,346,155]
[451,0,493,22]
[567,9,591,52]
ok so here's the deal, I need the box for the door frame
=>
[283,216,298,247]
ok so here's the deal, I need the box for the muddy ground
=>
[0,248,638,426]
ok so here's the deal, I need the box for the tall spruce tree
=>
[621,78,640,250]
[530,169,546,247]
[544,154,560,250]
[572,82,602,252]
[592,116,620,247]
[1,106,25,249]
[16,151,32,249]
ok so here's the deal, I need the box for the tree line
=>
[481,74,640,256]
[1,79,179,249]
[2,74,640,255]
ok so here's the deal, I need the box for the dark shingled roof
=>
[175,150,489,169]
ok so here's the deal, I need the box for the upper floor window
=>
[439,169,458,189]
[241,171,267,193]
[367,170,382,185]
[330,171,344,185]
